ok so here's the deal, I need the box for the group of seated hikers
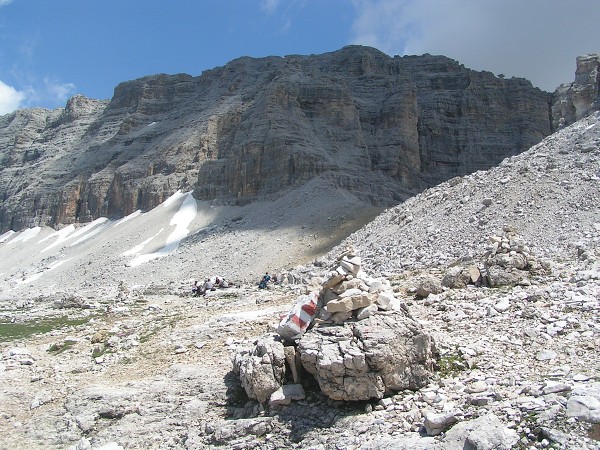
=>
[192,272,279,295]
[191,276,228,296]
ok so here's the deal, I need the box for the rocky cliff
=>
[552,54,600,129]
[0,45,553,232]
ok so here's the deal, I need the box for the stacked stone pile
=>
[412,231,548,299]
[483,231,551,287]
[315,244,406,324]
[232,245,437,406]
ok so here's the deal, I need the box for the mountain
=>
[0,45,553,233]
[0,102,598,450]
[0,48,598,449]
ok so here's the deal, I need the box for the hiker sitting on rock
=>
[203,278,214,293]
[258,272,271,289]
[192,281,201,296]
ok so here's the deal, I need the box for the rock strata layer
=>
[298,313,435,401]
[0,45,552,232]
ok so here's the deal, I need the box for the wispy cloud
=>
[260,0,280,14]
[260,0,304,34]
[0,0,14,6]
[0,79,24,114]
[42,77,76,104]
[0,76,76,115]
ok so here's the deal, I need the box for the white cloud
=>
[0,76,76,115]
[0,79,25,114]
[0,0,13,6]
[350,0,600,91]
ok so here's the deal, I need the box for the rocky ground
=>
[0,113,598,449]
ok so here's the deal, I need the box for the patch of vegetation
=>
[118,356,135,365]
[47,340,76,354]
[514,412,542,449]
[139,321,170,343]
[436,350,470,378]
[91,345,107,359]
[0,315,92,343]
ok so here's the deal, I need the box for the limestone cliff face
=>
[0,46,553,232]
[552,54,600,129]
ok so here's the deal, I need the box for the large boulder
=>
[441,413,519,450]
[566,382,600,423]
[416,276,443,297]
[297,312,436,401]
[232,338,286,403]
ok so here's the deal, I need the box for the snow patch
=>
[39,219,109,252]
[122,228,165,256]
[71,220,110,246]
[162,190,187,208]
[8,227,41,245]
[40,225,77,252]
[17,258,72,285]
[68,218,109,243]
[128,192,197,267]
[0,230,15,243]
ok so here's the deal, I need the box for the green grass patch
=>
[0,315,92,343]
[92,345,107,358]
[436,351,470,378]
[47,340,77,354]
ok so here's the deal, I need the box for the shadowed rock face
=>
[0,45,553,232]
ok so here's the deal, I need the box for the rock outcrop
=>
[483,232,550,287]
[234,247,436,404]
[298,313,436,401]
[0,45,553,232]
[552,54,600,129]
[233,338,286,404]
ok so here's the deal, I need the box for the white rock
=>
[423,411,458,436]
[494,298,510,312]
[535,350,558,361]
[542,381,572,395]
[269,384,305,407]
[356,304,378,320]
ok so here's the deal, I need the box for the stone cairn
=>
[232,245,437,407]
[483,231,550,287]
[417,231,550,296]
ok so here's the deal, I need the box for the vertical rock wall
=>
[552,54,600,129]
[0,46,556,232]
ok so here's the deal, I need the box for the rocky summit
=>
[0,49,598,450]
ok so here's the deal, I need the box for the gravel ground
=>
[0,113,598,449]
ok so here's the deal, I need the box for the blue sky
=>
[0,0,599,115]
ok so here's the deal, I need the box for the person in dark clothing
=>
[192,281,200,296]
[258,272,271,289]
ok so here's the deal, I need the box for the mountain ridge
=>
[0,45,553,233]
